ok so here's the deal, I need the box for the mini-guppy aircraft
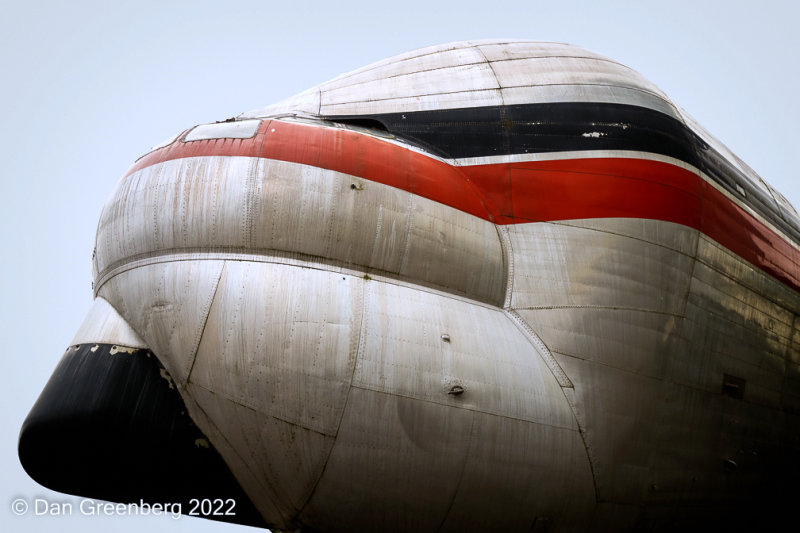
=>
[19,40,800,532]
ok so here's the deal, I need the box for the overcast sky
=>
[2,1,798,531]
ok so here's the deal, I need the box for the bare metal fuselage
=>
[20,41,800,531]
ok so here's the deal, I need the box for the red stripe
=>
[125,119,800,293]
[127,120,491,221]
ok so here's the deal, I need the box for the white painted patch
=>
[581,131,605,138]
[159,368,175,389]
[109,345,137,355]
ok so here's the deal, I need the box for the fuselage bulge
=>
[19,40,800,532]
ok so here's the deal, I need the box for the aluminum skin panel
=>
[487,56,667,99]
[22,39,800,532]
[320,46,489,92]
[474,40,613,62]
[95,256,593,531]
[298,276,591,531]
[321,62,500,105]
[507,219,696,315]
[190,261,362,436]
[302,389,594,533]
[186,375,336,525]
[353,278,576,429]
[96,153,505,305]
[319,89,505,116]
[242,41,681,118]
[498,84,679,118]
[69,296,147,348]
[97,259,224,385]
[508,218,800,527]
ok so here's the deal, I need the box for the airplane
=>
[18,39,800,532]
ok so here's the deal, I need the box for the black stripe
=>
[329,102,800,247]
[331,102,704,162]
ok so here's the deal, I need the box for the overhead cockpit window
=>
[183,119,261,142]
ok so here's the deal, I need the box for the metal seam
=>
[346,384,577,431]
[296,273,369,520]
[505,309,573,388]
[185,261,225,385]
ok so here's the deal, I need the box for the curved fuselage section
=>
[20,40,800,532]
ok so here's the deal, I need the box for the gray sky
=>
[2,1,798,531]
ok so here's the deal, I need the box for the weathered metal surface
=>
[244,40,678,119]
[97,260,225,385]
[95,155,505,305]
[353,278,575,427]
[513,217,800,527]
[69,296,147,348]
[20,39,800,532]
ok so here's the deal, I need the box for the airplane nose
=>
[18,324,266,528]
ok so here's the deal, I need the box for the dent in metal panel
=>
[300,388,473,533]
[96,259,224,386]
[353,279,575,429]
[70,296,148,348]
[189,261,361,436]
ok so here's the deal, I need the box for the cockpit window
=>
[183,119,261,142]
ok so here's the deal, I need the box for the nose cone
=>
[18,342,267,529]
